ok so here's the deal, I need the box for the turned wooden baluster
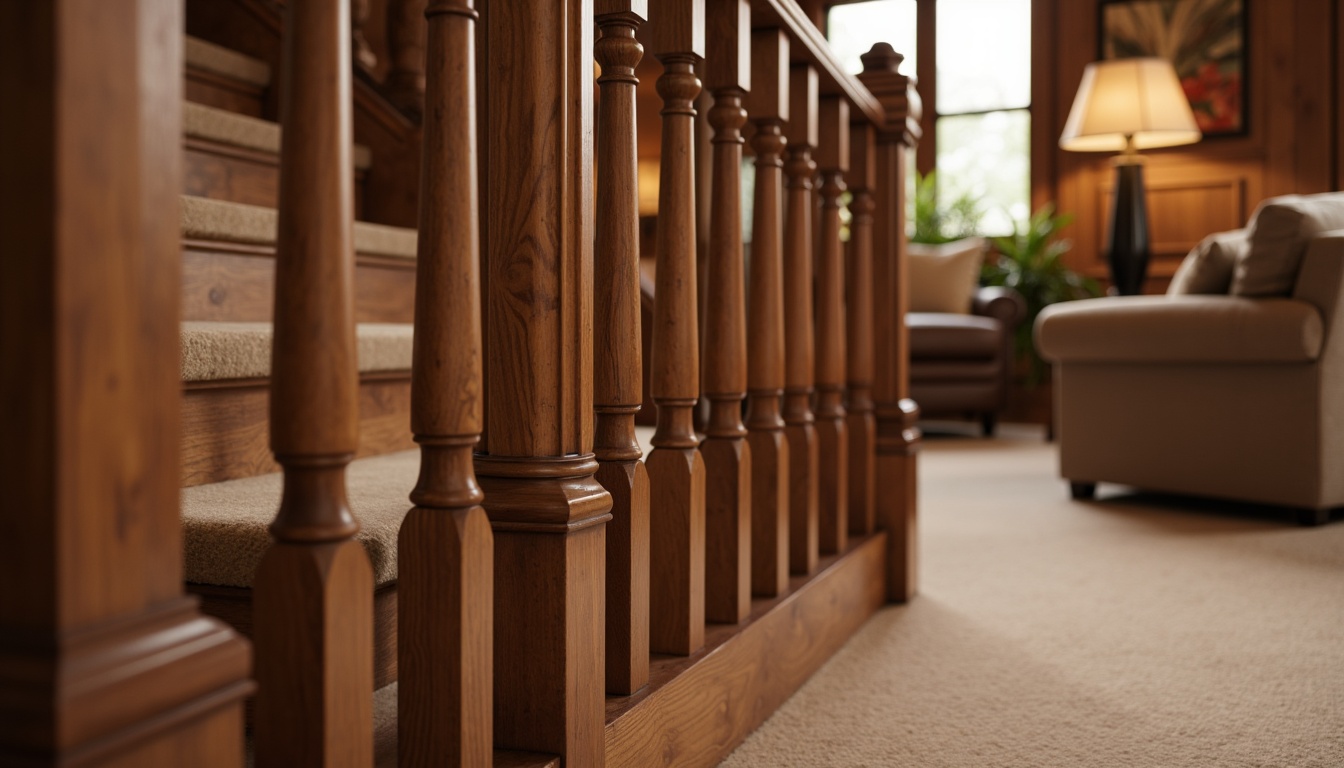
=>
[845,120,878,536]
[815,95,850,555]
[254,0,373,764]
[744,29,791,597]
[476,0,611,762]
[398,1,492,765]
[385,0,427,114]
[647,0,707,655]
[352,0,377,71]
[701,0,752,625]
[595,0,651,696]
[860,44,923,601]
[783,63,820,576]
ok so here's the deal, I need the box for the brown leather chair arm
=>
[972,286,1027,329]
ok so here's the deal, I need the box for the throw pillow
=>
[1231,192,1344,296]
[1167,228,1247,296]
[908,238,986,314]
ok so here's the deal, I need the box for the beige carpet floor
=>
[721,424,1344,767]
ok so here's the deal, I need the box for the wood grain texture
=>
[182,138,368,215]
[744,29,792,598]
[844,122,877,536]
[186,68,266,117]
[0,3,252,761]
[384,0,427,114]
[604,533,888,767]
[596,4,653,695]
[815,95,850,556]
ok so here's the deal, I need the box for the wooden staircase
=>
[0,0,923,766]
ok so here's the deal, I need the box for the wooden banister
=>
[783,62,820,576]
[845,120,879,536]
[646,0,708,656]
[701,0,753,626]
[398,1,493,764]
[815,95,850,555]
[744,28,792,599]
[254,0,374,763]
[595,0,652,696]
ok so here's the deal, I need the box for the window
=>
[828,0,1032,236]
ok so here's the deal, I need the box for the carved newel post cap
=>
[860,43,903,74]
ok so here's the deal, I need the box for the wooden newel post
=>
[859,43,923,602]
[701,0,752,625]
[646,0,708,656]
[783,63,821,576]
[398,1,493,765]
[477,0,611,762]
[595,0,652,696]
[744,29,792,597]
[845,121,879,536]
[255,0,374,763]
[815,95,850,556]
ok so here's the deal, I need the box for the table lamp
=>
[1060,58,1201,295]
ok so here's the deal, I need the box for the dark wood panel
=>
[181,374,414,487]
[185,70,265,117]
[604,533,888,767]
[183,138,366,216]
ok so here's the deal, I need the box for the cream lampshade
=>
[1060,58,1201,294]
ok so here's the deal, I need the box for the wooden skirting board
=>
[605,532,888,767]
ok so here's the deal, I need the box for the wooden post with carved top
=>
[253,0,374,764]
[815,95,850,555]
[700,0,752,625]
[845,120,878,536]
[859,43,923,602]
[398,1,493,765]
[744,29,791,597]
[646,0,707,656]
[477,0,611,762]
[595,0,651,696]
[783,63,820,576]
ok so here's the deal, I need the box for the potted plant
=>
[910,171,984,245]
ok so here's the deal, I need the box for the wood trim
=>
[753,0,884,126]
[604,532,888,767]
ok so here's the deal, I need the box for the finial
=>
[860,42,904,74]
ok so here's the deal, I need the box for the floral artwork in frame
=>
[1100,0,1246,137]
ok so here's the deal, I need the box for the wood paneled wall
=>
[1035,0,1342,293]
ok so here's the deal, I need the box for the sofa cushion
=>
[1231,192,1344,297]
[1035,295,1323,364]
[1168,228,1247,296]
[908,238,986,314]
[908,312,1001,359]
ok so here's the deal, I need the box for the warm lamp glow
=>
[1059,58,1201,152]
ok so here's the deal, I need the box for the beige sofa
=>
[1036,193,1344,525]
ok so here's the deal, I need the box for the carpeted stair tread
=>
[185,35,271,88]
[181,321,413,382]
[180,195,417,259]
[183,449,419,589]
[183,101,373,170]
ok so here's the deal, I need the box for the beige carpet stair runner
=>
[183,101,373,170]
[185,35,271,89]
[181,321,414,382]
[180,195,415,257]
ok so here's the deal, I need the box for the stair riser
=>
[184,140,367,215]
[186,69,265,117]
[182,374,414,487]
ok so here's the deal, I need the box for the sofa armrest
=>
[972,286,1027,329]
[1035,295,1323,364]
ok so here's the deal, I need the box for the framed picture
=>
[1099,0,1247,137]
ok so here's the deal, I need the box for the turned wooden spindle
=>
[352,0,377,71]
[860,43,923,602]
[700,0,752,625]
[647,0,707,656]
[254,0,374,763]
[476,0,611,762]
[594,0,651,696]
[845,121,878,536]
[744,28,791,598]
[815,95,850,555]
[782,63,820,576]
[385,0,427,114]
[398,1,492,765]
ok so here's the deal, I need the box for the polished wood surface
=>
[398,1,493,764]
[814,95,850,556]
[476,0,611,762]
[782,63,820,576]
[744,28,792,598]
[595,0,652,695]
[844,122,878,536]
[647,0,708,656]
[700,0,753,626]
[384,0,427,114]
[0,3,252,762]
[183,138,368,215]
